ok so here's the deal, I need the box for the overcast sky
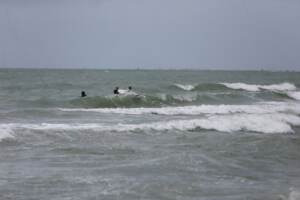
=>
[0,0,299,70]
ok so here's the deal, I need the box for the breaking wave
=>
[173,84,196,91]
[172,82,297,93]
[1,113,300,137]
[69,92,249,108]
[221,82,296,92]
[0,127,14,141]
[69,94,191,108]
[59,102,300,116]
[287,188,300,200]
[172,83,228,91]
[69,91,298,109]
[287,91,300,100]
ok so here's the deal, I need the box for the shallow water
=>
[0,69,300,200]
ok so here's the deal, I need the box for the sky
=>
[0,0,299,70]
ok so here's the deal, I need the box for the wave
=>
[69,94,191,108]
[70,93,243,108]
[287,188,300,200]
[287,91,300,101]
[173,84,196,91]
[0,127,14,141]
[221,82,296,92]
[1,113,300,136]
[172,83,228,91]
[59,102,300,116]
[69,92,284,109]
[171,82,297,94]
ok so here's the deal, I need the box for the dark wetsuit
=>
[113,88,119,95]
[81,91,87,97]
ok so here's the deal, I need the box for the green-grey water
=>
[0,69,300,200]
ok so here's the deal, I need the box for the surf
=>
[1,113,300,138]
[59,101,300,116]
[172,82,297,92]
[221,82,296,92]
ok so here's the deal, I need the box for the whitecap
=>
[287,91,300,101]
[118,89,128,94]
[221,82,296,92]
[0,125,14,141]
[117,89,139,96]
[174,84,196,91]
[288,188,300,200]
[2,112,300,134]
[221,82,260,92]
[58,102,300,116]
[260,82,296,91]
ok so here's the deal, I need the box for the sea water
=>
[0,69,300,200]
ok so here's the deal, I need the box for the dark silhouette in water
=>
[81,91,87,97]
[113,87,119,95]
[128,86,132,91]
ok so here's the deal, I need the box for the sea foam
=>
[59,102,300,116]
[0,126,14,141]
[221,82,296,92]
[288,188,300,200]
[1,113,300,135]
[174,84,196,91]
[287,91,300,101]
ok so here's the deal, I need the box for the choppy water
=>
[0,69,300,200]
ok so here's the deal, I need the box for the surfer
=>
[128,86,132,91]
[81,91,87,97]
[113,87,119,95]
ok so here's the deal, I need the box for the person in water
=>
[113,87,119,95]
[128,86,132,91]
[81,91,87,97]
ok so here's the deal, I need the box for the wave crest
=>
[0,127,14,141]
[70,95,185,108]
[287,91,300,100]
[173,84,196,91]
[221,82,296,92]
[60,102,300,116]
[1,113,299,135]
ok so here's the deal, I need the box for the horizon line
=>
[0,67,299,72]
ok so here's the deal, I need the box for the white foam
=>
[2,113,300,134]
[261,82,297,91]
[117,89,139,96]
[288,188,300,200]
[221,82,296,92]
[287,91,300,101]
[174,84,195,91]
[222,82,260,92]
[118,89,128,94]
[59,102,300,116]
[0,126,14,141]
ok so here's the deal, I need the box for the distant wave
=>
[173,84,196,91]
[69,94,192,108]
[1,113,299,138]
[70,92,248,108]
[70,91,283,109]
[172,82,297,93]
[59,102,300,116]
[172,83,228,91]
[221,82,296,92]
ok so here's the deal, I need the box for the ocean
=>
[0,69,300,200]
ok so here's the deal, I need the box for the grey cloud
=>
[0,0,299,70]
